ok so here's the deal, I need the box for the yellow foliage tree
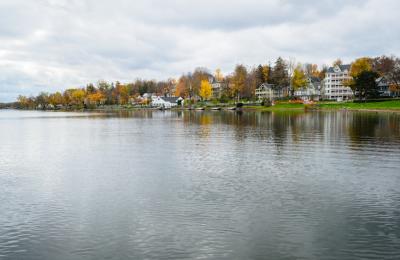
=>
[344,57,373,88]
[350,57,372,78]
[262,65,270,82]
[87,92,105,105]
[199,80,212,100]
[291,65,308,92]
[232,64,247,101]
[71,89,86,105]
[48,92,64,106]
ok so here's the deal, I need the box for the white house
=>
[151,96,183,108]
[210,77,228,99]
[294,76,322,101]
[255,83,289,100]
[321,65,353,101]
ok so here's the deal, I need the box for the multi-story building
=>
[209,77,228,99]
[294,76,322,101]
[322,64,353,101]
[255,83,289,100]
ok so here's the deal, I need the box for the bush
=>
[261,99,272,107]
[219,95,229,103]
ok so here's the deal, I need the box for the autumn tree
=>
[348,57,379,100]
[97,81,114,105]
[87,92,105,105]
[175,75,191,98]
[114,83,129,105]
[199,80,212,100]
[262,64,271,83]
[304,63,320,78]
[192,68,211,96]
[333,58,343,66]
[70,89,85,106]
[318,65,328,80]
[350,57,372,78]
[232,64,247,101]
[48,92,64,106]
[36,92,49,109]
[345,57,373,89]
[291,65,308,95]
[246,67,260,99]
[17,95,32,108]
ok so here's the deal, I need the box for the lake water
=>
[0,109,400,260]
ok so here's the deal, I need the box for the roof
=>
[258,83,275,89]
[257,83,288,90]
[376,76,392,85]
[327,64,351,73]
[161,97,179,103]
[309,76,321,83]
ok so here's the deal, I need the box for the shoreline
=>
[4,106,400,114]
[4,99,400,114]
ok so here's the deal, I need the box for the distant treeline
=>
[0,102,17,109]
[15,55,400,109]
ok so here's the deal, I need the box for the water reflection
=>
[0,109,399,260]
[176,110,400,145]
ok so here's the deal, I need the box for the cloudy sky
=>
[0,0,399,101]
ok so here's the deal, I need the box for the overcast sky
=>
[0,0,399,101]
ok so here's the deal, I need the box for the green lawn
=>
[244,100,400,111]
[317,100,400,110]
[245,103,305,111]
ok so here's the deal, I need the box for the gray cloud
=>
[0,0,399,101]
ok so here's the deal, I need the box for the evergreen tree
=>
[271,57,289,88]
[256,65,265,84]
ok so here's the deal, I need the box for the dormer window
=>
[334,66,341,73]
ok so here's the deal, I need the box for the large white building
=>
[322,65,353,101]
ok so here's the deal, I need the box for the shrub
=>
[261,99,272,107]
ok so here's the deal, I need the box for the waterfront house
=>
[151,96,183,108]
[255,83,289,100]
[210,78,228,99]
[321,64,353,101]
[294,76,322,101]
[376,76,400,97]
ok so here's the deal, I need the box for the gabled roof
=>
[376,75,393,85]
[309,76,321,84]
[161,97,179,103]
[257,83,276,90]
[327,64,351,73]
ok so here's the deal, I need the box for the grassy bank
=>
[243,100,400,112]
[244,103,305,111]
[316,100,400,110]
[8,100,400,112]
